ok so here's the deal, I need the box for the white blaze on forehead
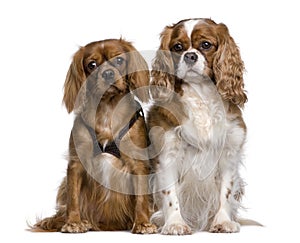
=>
[183,19,205,38]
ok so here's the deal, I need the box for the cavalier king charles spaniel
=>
[32,39,157,234]
[147,18,248,234]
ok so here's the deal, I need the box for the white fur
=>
[151,72,245,234]
[184,19,204,39]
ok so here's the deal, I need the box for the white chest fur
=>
[179,78,227,149]
[153,78,246,232]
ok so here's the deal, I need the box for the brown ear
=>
[151,26,176,100]
[63,47,86,113]
[121,40,150,103]
[213,23,247,107]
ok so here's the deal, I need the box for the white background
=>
[0,0,299,242]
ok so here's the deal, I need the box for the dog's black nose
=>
[184,52,198,65]
[102,69,115,83]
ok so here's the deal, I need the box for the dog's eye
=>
[173,43,183,52]
[87,61,97,70]
[115,57,124,66]
[200,41,212,50]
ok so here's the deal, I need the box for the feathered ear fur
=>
[151,26,176,100]
[63,47,86,113]
[122,40,150,103]
[213,23,247,107]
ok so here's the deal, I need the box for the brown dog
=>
[32,39,157,234]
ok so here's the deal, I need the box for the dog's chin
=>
[176,69,204,81]
[106,84,118,91]
[104,81,128,96]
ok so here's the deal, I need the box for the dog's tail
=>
[237,218,264,227]
[28,211,65,232]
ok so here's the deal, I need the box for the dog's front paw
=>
[161,223,192,235]
[132,222,158,234]
[209,221,240,233]
[61,220,92,233]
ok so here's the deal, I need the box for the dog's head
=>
[152,18,247,106]
[63,39,150,113]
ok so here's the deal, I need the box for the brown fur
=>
[151,18,247,107]
[31,39,157,234]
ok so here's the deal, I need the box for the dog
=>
[147,18,249,234]
[32,39,157,234]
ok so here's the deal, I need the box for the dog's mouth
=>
[104,77,116,86]
[105,77,128,93]
[106,83,120,92]
[86,78,120,98]
[176,67,203,80]
[185,69,202,77]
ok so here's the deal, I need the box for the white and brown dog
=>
[147,18,250,234]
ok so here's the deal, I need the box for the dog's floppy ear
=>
[213,23,247,107]
[122,39,150,103]
[151,26,176,100]
[152,26,175,81]
[63,47,86,113]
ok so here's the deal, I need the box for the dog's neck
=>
[81,91,138,144]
